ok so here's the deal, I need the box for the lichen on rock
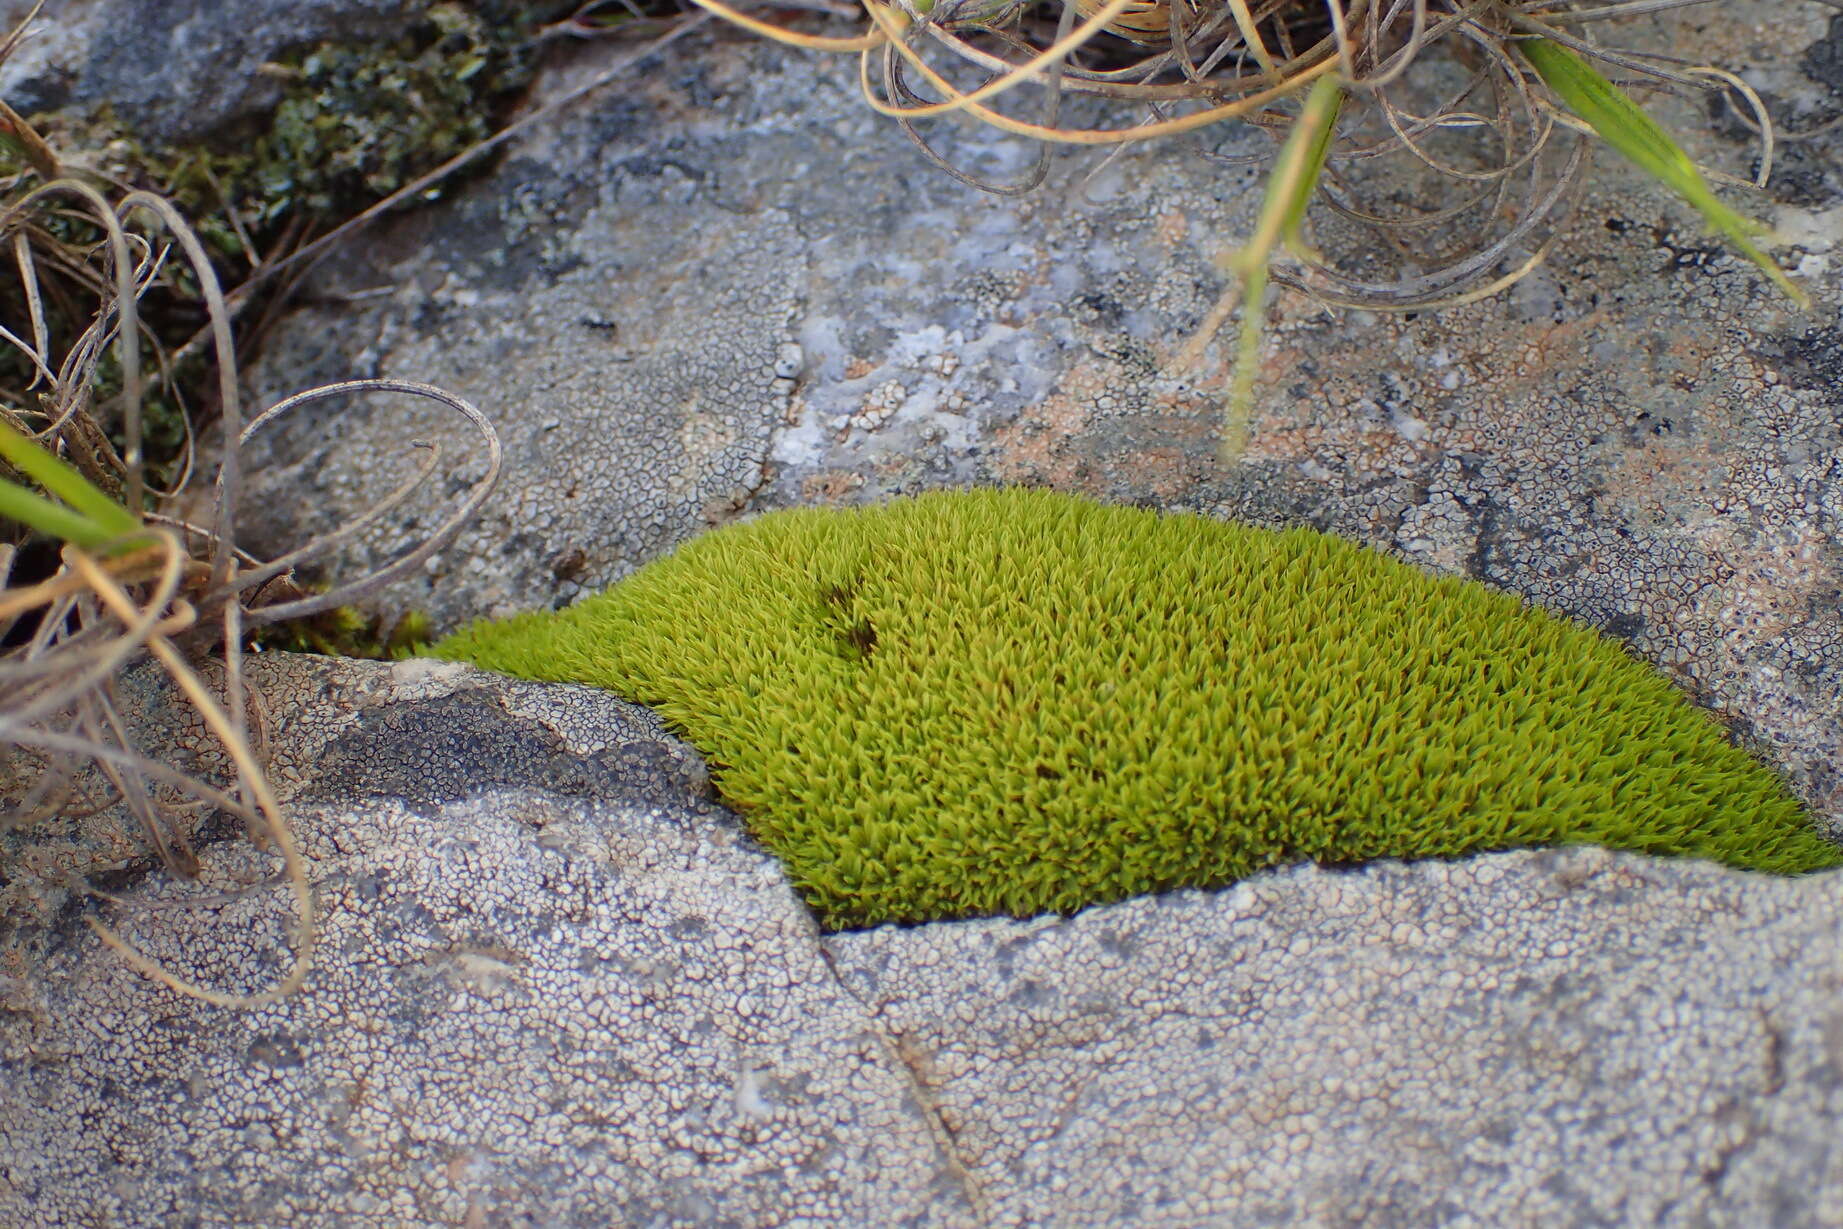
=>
[14,1,551,262]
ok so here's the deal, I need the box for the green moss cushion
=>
[433,488,1840,929]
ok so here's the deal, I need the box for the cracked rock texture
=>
[7,2,1843,1224]
[242,4,1843,831]
[827,855,1843,1227]
[1,657,972,1227]
[2,656,1840,1226]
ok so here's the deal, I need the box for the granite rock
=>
[2,656,1839,1226]
[0,0,424,143]
[240,5,1843,828]
[0,656,975,1227]
[826,851,1843,1227]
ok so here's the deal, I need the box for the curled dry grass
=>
[699,0,1789,301]
[0,11,503,1005]
[685,0,1809,448]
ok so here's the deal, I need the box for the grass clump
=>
[0,5,506,1004]
[689,0,1812,453]
[434,488,1841,930]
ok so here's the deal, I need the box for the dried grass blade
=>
[117,192,240,558]
[1518,36,1804,307]
[0,0,44,68]
[863,29,1341,144]
[685,0,883,49]
[230,379,503,625]
[86,691,200,877]
[857,0,1145,120]
[0,542,171,625]
[0,99,58,182]
[68,552,314,1008]
[0,535,185,731]
[12,232,49,382]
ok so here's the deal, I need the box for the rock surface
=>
[240,4,1843,829]
[829,855,1843,1227]
[0,0,425,143]
[1,657,972,1226]
[2,656,1840,1226]
[5,3,1843,1225]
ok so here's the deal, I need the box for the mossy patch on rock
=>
[16,2,561,270]
[5,3,561,481]
[433,488,1841,929]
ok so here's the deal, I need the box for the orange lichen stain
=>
[1154,209,1189,248]
[1239,417,1336,468]
[988,363,1104,487]
[1136,439,1213,502]
[1695,525,1830,645]
[1610,437,1725,525]
[1525,310,1611,372]
[988,400,1089,487]
[800,470,867,502]
[990,351,1228,497]
[843,357,877,380]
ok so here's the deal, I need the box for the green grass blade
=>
[1280,79,1343,261]
[0,477,127,549]
[0,417,141,539]
[1219,75,1345,462]
[1520,36,1806,308]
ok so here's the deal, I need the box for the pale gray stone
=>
[0,657,974,1227]
[2,656,1839,1227]
[827,851,1843,1227]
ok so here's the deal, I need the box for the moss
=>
[253,602,434,660]
[141,2,560,247]
[29,4,559,247]
[198,4,540,231]
[433,488,1842,929]
[12,3,568,471]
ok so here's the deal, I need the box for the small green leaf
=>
[1520,36,1805,308]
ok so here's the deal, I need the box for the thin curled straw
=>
[67,551,315,1009]
[859,3,1343,145]
[856,0,1146,120]
[232,379,503,627]
[686,0,886,49]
